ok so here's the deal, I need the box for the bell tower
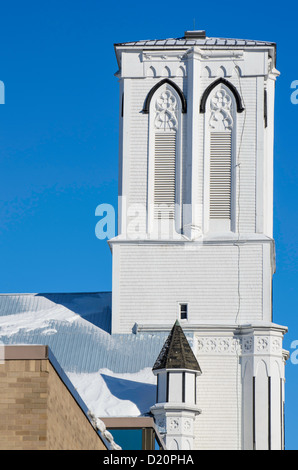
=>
[110,30,288,450]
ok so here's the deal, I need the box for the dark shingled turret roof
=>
[153,321,201,373]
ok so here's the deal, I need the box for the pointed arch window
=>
[209,87,233,221]
[202,81,240,232]
[147,81,184,234]
[153,89,177,220]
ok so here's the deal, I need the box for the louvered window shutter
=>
[154,132,176,219]
[209,132,232,219]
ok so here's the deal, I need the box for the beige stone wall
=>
[46,362,105,450]
[0,359,48,450]
[0,357,106,450]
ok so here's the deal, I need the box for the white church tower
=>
[110,30,288,450]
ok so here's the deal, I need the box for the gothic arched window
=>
[201,79,243,232]
[146,81,184,234]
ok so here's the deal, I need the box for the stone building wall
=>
[0,346,107,450]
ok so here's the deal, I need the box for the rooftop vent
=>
[184,30,206,39]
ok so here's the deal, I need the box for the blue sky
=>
[0,0,297,449]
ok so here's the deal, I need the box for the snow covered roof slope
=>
[0,293,195,418]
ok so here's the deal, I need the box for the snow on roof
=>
[0,293,195,419]
[0,292,112,334]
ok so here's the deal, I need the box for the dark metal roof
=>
[153,320,201,372]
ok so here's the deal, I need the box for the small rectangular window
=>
[179,303,188,320]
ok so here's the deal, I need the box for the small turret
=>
[150,321,202,450]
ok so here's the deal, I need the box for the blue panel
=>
[108,429,143,450]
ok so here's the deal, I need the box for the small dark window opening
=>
[180,303,188,320]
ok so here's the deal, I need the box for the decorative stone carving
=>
[243,337,253,353]
[257,336,269,352]
[196,336,242,355]
[272,337,282,352]
[218,338,230,352]
[204,338,217,352]
[154,89,178,130]
[209,87,233,131]
[143,52,187,61]
[169,418,180,431]
[195,334,283,356]
[183,419,192,433]
[176,65,186,77]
